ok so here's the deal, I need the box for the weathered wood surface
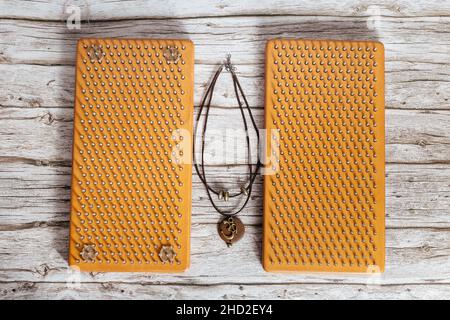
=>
[1,17,449,110]
[1,0,449,20]
[0,0,449,300]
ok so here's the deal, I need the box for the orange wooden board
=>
[69,38,194,272]
[263,39,385,273]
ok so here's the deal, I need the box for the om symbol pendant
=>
[218,216,245,247]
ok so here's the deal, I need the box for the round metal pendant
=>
[218,216,245,247]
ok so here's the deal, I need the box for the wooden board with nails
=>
[0,0,449,300]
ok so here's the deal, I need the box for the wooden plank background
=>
[0,0,449,300]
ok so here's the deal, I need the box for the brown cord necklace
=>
[193,55,261,246]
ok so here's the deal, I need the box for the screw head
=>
[163,46,180,64]
[158,245,176,263]
[80,244,97,262]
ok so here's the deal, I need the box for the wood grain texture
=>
[0,16,449,110]
[0,0,449,300]
[1,107,450,165]
[1,0,449,21]
[1,217,449,283]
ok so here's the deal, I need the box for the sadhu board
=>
[263,39,385,273]
[69,39,194,272]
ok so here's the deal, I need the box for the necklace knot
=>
[224,54,236,72]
